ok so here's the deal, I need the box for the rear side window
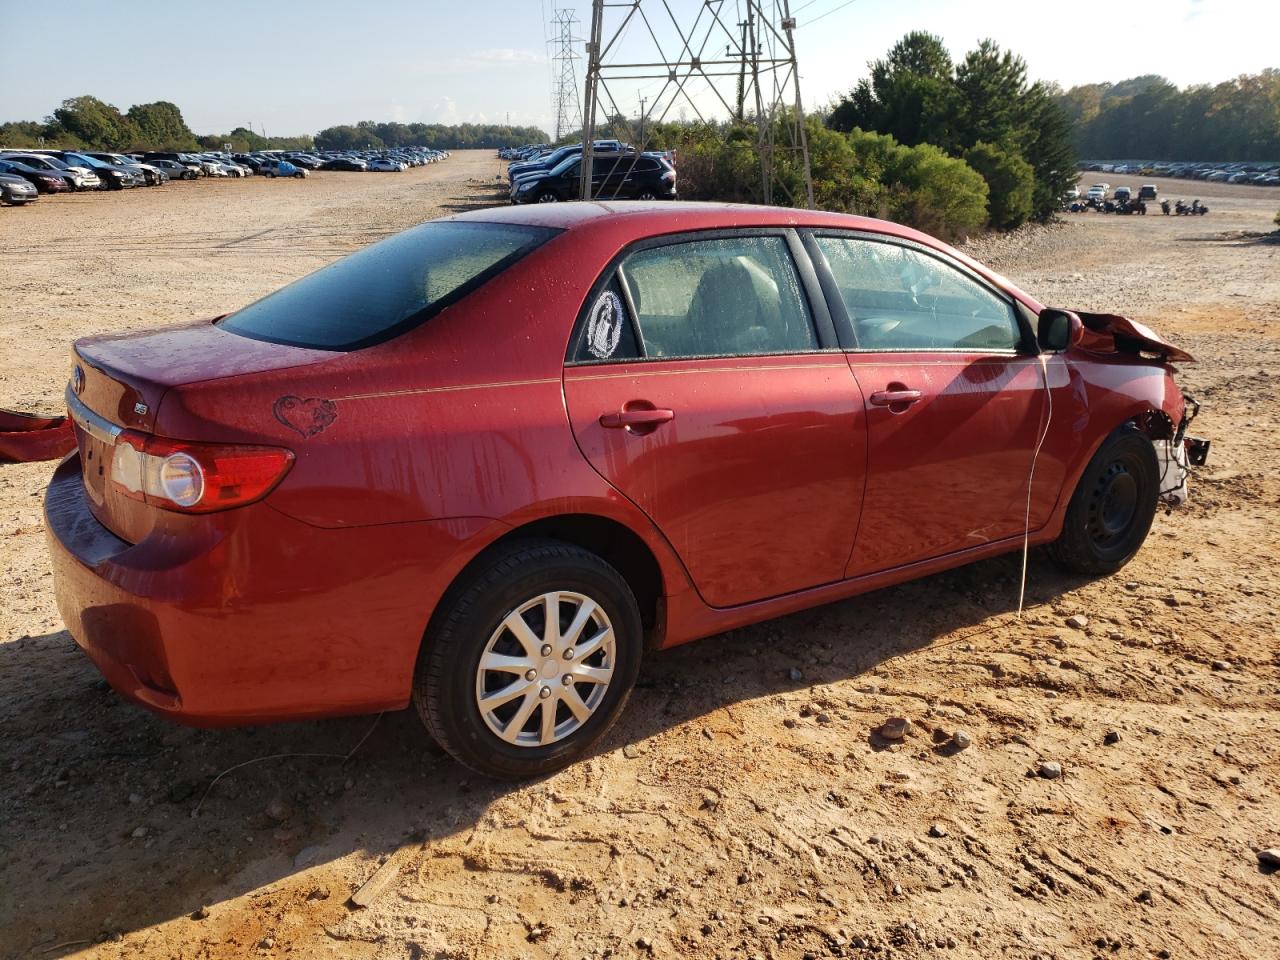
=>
[616,236,817,359]
[219,221,558,350]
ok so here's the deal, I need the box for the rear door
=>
[805,232,1056,575]
[563,230,868,609]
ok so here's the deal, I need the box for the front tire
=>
[414,539,643,779]
[1047,423,1159,575]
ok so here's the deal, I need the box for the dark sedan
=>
[0,158,70,194]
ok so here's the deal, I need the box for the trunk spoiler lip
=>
[1067,309,1195,363]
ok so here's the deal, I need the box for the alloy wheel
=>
[474,591,615,747]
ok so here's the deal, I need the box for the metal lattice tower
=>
[579,0,813,206]
[550,9,583,143]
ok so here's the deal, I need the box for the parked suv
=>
[513,152,676,203]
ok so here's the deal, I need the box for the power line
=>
[802,0,859,28]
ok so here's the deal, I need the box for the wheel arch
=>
[424,512,671,651]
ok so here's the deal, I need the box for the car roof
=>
[448,200,942,248]
[444,201,1038,309]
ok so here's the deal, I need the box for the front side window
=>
[219,221,558,350]
[815,236,1021,352]
[616,236,817,359]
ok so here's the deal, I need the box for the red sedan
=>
[46,202,1206,778]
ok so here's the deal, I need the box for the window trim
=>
[800,229,1038,355]
[565,227,839,366]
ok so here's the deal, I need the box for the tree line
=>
[1056,71,1280,161]
[0,96,549,155]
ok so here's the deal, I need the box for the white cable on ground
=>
[1018,353,1054,618]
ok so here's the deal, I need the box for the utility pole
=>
[579,0,813,207]
[579,0,603,200]
[549,8,582,144]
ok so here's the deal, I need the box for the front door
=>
[808,233,1053,575]
[563,232,867,608]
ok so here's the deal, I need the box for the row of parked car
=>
[500,140,678,204]
[1080,160,1280,187]
[0,146,450,206]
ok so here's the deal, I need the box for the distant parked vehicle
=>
[0,158,71,194]
[321,157,367,171]
[1138,184,1158,201]
[0,171,38,205]
[1113,186,1132,203]
[86,153,166,187]
[2,153,102,191]
[50,152,142,189]
[367,158,404,172]
[259,159,307,179]
[148,159,199,180]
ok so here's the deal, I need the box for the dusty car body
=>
[46,202,1204,778]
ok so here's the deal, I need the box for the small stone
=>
[1211,660,1231,672]
[928,823,948,838]
[128,793,143,805]
[265,799,292,822]
[622,744,640,759]
[783,718,797,729]
[1257,848,1280,868]
[788,667,804,681]
[1135,889,1153,903]
[951,730,972,751]
[1104,730,1121,745]
[1065,615,1088,630]
[636,936,652,951]
[816,713,832,725]
[1164,595,1180,607]
[191,905,210,920]
[259,936,275,949]
[878,717,911,741]
[1037,761,1063,780]
[891,883,903,896]
[130,826,148,839]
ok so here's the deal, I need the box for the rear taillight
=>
[111,432,293,513]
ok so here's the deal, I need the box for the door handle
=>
[599,408,674,429]
[869,388,922,406]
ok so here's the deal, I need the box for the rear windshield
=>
[218,221,558,350]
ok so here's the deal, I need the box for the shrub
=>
[963,141,1035,229]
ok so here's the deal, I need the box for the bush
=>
[844,129,988,239]
[963,141,1035,229]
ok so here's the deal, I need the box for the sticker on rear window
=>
[586,290,623,359]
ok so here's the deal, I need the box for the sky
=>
[0,0,1275,137]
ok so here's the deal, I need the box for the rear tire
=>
[1047,423,1159,576]
[413,539,643,779]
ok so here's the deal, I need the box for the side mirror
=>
[1037,308,1082,352]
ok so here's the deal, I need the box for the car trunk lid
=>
[67,320,332,542]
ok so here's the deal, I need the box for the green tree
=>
[49,95,138,149]
[828,31,956,148]
[125,101,199,151]
[963,141,1034,228]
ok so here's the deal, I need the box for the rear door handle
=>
[869,388,922,406]
[599,408,675,429]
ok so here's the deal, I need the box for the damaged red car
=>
[46,203,1208,778]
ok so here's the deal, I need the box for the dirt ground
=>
[1,153,1278,960]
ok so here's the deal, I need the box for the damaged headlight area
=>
[1156,393,1210,509]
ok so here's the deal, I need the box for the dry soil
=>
[1,153,1278,960]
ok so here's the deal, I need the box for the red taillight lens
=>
[111,432,293,513]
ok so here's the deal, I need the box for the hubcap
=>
[475,591,615,747]
[537,193,559,203]
[1087,460,1139,548]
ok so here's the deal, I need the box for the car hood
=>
[1073,310,1194,363]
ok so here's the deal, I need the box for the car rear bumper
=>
[45,453,494,727]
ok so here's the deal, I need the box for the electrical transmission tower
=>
[579,0,813,207]
[549,8,583,143]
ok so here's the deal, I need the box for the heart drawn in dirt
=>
[272,395,338,438]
